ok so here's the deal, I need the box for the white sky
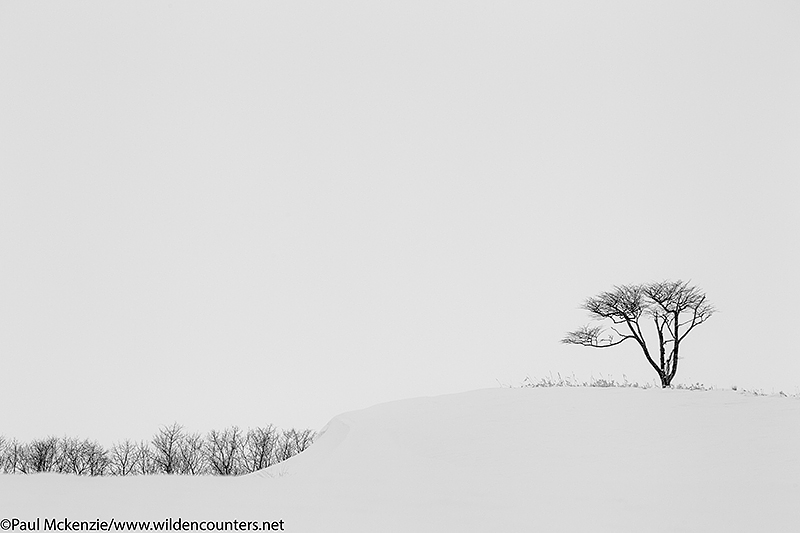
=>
[1,0,799,444]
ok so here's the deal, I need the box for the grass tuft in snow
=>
[513,373,661,389]
[501,373,800,398]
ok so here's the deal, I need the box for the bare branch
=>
[562,324,633,348]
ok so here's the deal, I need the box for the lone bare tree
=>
[562,280,715,388]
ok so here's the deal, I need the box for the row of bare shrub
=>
[0,423,315,476]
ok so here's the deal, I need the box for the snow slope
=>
[2,388,799,532]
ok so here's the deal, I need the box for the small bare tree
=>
[178,431,206,475]
[242,425,279,472]
[84,440,109,476]
[0,436,7,473]
[133,441,157,475]
[562,280,715,388]
[273,431,294,463]
[286,428,316,453]
[58,437,89,475]
[25,437,60,473]
[3,439,27,473]
[109,439,139,476]
[274,428,315,463]
[205,426,245,476]
[151,423,185,474]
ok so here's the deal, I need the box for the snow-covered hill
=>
[2,387,798,532]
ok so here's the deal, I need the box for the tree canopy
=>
[562,280,715,387]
